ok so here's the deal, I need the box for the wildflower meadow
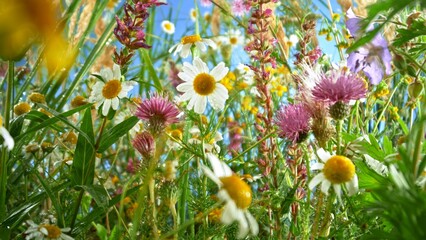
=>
[1,0,426,239]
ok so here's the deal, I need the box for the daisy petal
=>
[176,82,194,92]
[308,173,325,190]
[0,127,14,150]
[236,210,249,239]
[221,201,237,225]
[193,57,209,73]
[246,211,259,236]
[111,97,119,110]
[321,179,331,195]
[102,99,111,116]
[180,44,191,58]
[195,41,206,52]
[194,95,207,114]
[311,162,324,171]
[210,62,229,81]
[317,148,331,163]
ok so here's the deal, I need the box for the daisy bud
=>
[28,92,46,104]
[13,102,31,116]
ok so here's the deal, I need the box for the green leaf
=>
[98,116,139,153]
[397,118,409,135]
[72,108,95,186]
[140,49,162,91]
[94,223,108,240]
[15,104,93,144]
[383,135,394,155]
[355,161,387,189]
[79,185,109,210]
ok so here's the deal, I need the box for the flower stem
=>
[319,194,335,237]
[0,61,14,238]
[336,120,343,155]
[311,191,324,239]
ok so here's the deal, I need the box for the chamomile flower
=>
[188,126,223,153]
[0,116,14,151]
[176,58,229,114]
[190,8,197,21]
[169,35,216,58]
[89,64,136,116]
[161,20,175,34]
[221,29,244,47]
[201,153,259,239]
[24,220,73,240]
[308,148,359,200]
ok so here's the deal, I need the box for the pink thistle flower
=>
[275,103,311,143]
[135,94,180,134]
[200,0,212,7]
[312,70,367,104]
[232,0,249,17]
[132,131,155,160]
[126,158,140,174]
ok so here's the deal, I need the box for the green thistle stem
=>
[336,120,343,155]
[0,61,14,238]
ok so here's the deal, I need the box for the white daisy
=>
[161,20,175,34]
[89,64,136,116]
[169,35,216,58]
[190,8,197,22]
[25,220,74,240]
[188,126,223,153]
[201,153,259,239]
[176,57,229,114]
[220,29,244,47]
[237,63,254,85]
[0,116,14,151]
[308,148,359,200]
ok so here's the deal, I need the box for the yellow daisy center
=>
[230,36,238,45]
[0,116,3,126]
[323,155,355,184]
[102,79,122,99]
[164,22,173,31]
[220,175,252,209]
[181,34,202,44]
[170,129,183,140]
[193,73,216,96]
[39,224,62,238]
[13,102,31,116]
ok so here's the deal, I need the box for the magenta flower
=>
[200,0,212,7]
[135,94,180,134]
[132,131,155,160]
[275,104,311,143]
[346,8,392,85]
[232,0,249,17]
[312,70,367,104]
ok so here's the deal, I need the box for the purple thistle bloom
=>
[346,8,392,85]
[135,94,180,134]
[132,131,155,160]
[275,104,311,143]
[312,70,367,104]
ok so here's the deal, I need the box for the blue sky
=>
[152,0,344,68]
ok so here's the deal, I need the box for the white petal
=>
[183,61,199,75]
[112,64,121,80]
[40,227,48,235]
[193,57,209,73]
[317,148,331,163]
[178,72,194,83]
[308,173,325,190]
[187,94,197,110]
[311,163,324,171]
[102,99,111,116]
[180,44,192,58]
[203,38,217,49]
[246,211,259,236]
[321,179,331,195]
[236,210,249,239]
[195,41,206,52]
[346,174,358,196]
[100,68,113,81]
[210,62,229,81]
[207,153,232,177]
[200,165,221,186]
[209,91,226,111]
[218,189,231,202]
[0,127,14,150]
[168,43,179,53]
[194,95,207,114]
[333,184,342,200]
[221,201,237,225]
[176,82,194,92]
[214,83,229,98]
[111,97,119,110]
